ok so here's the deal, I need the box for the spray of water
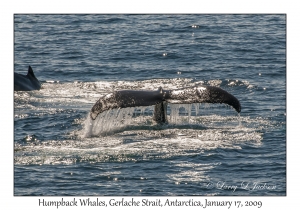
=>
[83,103,240,137]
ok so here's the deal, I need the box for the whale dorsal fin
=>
[27,66,37,79]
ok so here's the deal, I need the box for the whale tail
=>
[164,86,241,113]
[90,85,241,123]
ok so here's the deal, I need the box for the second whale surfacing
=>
[14,66,41,91]
[90,85,241,124]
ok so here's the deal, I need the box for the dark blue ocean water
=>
[14,14,286,196]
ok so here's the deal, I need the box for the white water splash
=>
[83,106,156,137]
[83,103,239,137]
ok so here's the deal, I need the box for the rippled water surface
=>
[14,14,286,196]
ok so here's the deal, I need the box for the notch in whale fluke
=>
[90,85,241,123]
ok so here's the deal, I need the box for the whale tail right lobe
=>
[164,85,241,113]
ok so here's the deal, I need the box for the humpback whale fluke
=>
[14,66,41,91]
[90,85,241,123]
[165,86,241,113]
